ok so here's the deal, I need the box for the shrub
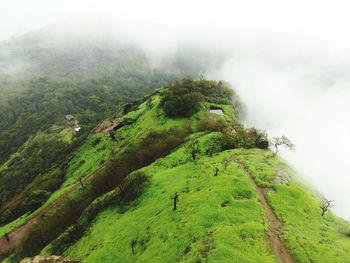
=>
[198,114,227,132]
[186,140,200,161]
[205,137,222,157]
[23,190,51,211]
[16,194,91,257]
[92,126,190,196]
[220,130,236,150]
[41,172,149,255]
[119,171,149,202]
[161,90,204,117]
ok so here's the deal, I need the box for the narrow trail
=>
[0,165,106,255]
[232,157,295,263]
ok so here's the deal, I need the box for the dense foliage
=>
[0,128,87,224]
[160,79,234,117]
[0,73,175,166]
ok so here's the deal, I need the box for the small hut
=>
[209,106,224,115]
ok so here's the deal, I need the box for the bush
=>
[218,125,269,150]
[119,171,149,203]
[23,190,51,211]
[40,172,149,255]
[16,194,91,257]
[205,137,222,157]
[186,140,200,161]
[198,114,227,132]
[161,90,204,117]
[220,130,236,150]
[92,126,190,196]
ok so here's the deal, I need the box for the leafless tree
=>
[320,198,334,216]
[171,192,179,211]
[270,136,295,154]
[214,166,219,176]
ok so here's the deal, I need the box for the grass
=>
[234,149,350,263]
[3,86,350,263]
[0,133,115,237]
[41,96,350,262]
[37,132,115,212]
[117,96,187,142]
[61,150,275,263]
[56,145,350,263]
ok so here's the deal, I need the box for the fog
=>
[1,0,350,218]
[215,44,350,218]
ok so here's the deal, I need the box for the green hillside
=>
[1,80,350,263]
[0,26,226,226]
[0,24,225,167]
[52,84,350,262]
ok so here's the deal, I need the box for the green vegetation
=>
[160,79,234,117]
[0,31,216,166]
[0,132,115,244]
[60,151,275,263]
[1,79,350,263]
[234,149,350,262]
[0,126,74,224]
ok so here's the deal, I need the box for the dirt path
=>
[0,166,105,255]
[232,157,295,263]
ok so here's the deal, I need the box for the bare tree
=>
[320,198,334,216]
[214,166,219,176]
[186,140,200,161]
[270,136,295,154]
[171,192,179,210]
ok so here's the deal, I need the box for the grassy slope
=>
[49,99,270,262]
[235,149,350,263]
[61,149,275,263]
[3,90,350,262]
[44,133,115,204]
[0,131,115,237]
[56,97,350,263]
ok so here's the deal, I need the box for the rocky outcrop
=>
[20,255,80,263]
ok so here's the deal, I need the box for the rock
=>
[20,255,81,263]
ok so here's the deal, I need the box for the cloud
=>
[216,44,350,218]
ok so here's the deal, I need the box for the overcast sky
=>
[1,0,350,43]
[1,0,350,218]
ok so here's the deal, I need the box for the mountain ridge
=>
[1,80,349,262]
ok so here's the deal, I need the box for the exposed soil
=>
[232,157,296,263]
[93,119,120,135]
[0,166,105,255]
